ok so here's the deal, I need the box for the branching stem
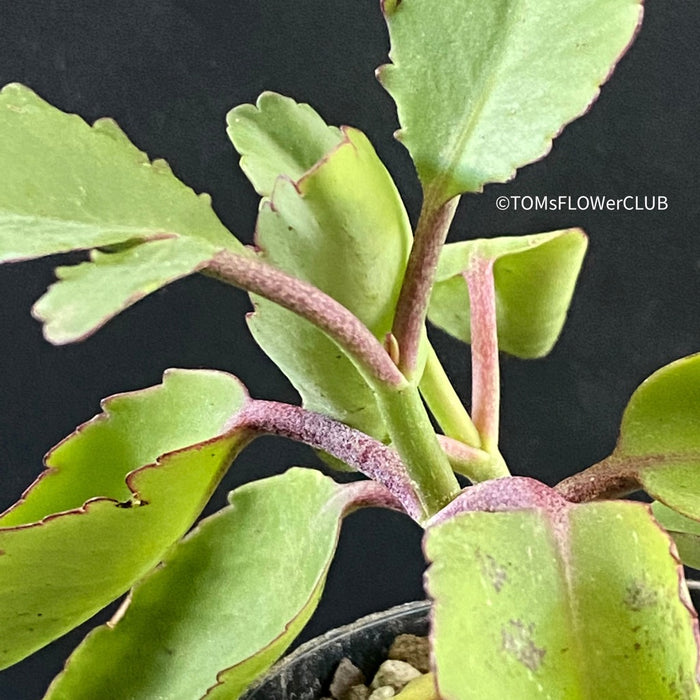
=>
[438,435,508,483]
[207,250,459,519]
[392,193,460,379]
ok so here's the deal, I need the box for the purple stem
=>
[392,196,459,378]
[427,477,570,529]
[206,250,405,388]
[554,457,641,503]
[465,256,500,451]
[231,399,423,520]
[337,480,406,515]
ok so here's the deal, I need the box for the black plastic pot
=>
[244,587,700,700]
[242,601,431,700]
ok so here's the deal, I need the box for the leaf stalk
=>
[465,257,501,454]
[392,193,460,379]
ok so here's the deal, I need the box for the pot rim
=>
[243,600,431,697]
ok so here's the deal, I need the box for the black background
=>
[0,1,698,697]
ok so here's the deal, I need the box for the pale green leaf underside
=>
[0,83,243,340]
[248,297,384,434]
[428,229,587,358]
[615,354,700,520]
[653,502,700,570]
[246,119,412,440]
[0,370,249,668]
[33,237,214,343]
[426,500,700,699]
[380,0,642,200]
[227,91,343,197]
[45,469,345,700]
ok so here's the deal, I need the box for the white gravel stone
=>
[330,658,366,699]
[368,686,395,699]
[388,634,430,674]
[370,659,421,692]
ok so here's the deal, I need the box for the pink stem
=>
[465,257,500,451]
[231,399,423,520]
[206,250,405,388]
[338,480,406,515]
[392,196,459,378]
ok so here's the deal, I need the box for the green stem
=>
[375,381,460,520]
[205,250,458,519]
[438,435,509,482]
[392,192,460,380]
[420,341,481,447]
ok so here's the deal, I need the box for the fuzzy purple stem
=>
[206,250,405,388]
[392,195,459,378]
[427,477,570,529]
[465,256,500,451]
[555,457,641,503]
[337,480,406,515]
[232,399,423,520]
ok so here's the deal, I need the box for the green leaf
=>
[227,91,343,197]
[428,229,587,358]
[610,354,700,519]
[246,121,412,439]
[425,478,700,699]
[33,238,213,343]
[379,0,643,200]
[44,469,348,700]
[653,502,700,570]
[0,83,243,341]
[0,369,250,668]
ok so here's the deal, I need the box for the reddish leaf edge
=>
[423,476,700,692]
[375,2,646,200]
[555,352,700,512]
[0,369,418,534]
[29,238,217,345]
[199,477,404,699]
[0,369,249,529]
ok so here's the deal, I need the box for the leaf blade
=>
[428,229,587,358]
[425,479,700,699]
[32,237,215,344]
[44,469,348,700]
[0,369,249,668]
[0,84,245,339]
[379,0,642,200]
[227,91,343,197]
[0,84,238,261]
[618,354,700,519]
[247,121,413,439]
[653,502,700,570]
